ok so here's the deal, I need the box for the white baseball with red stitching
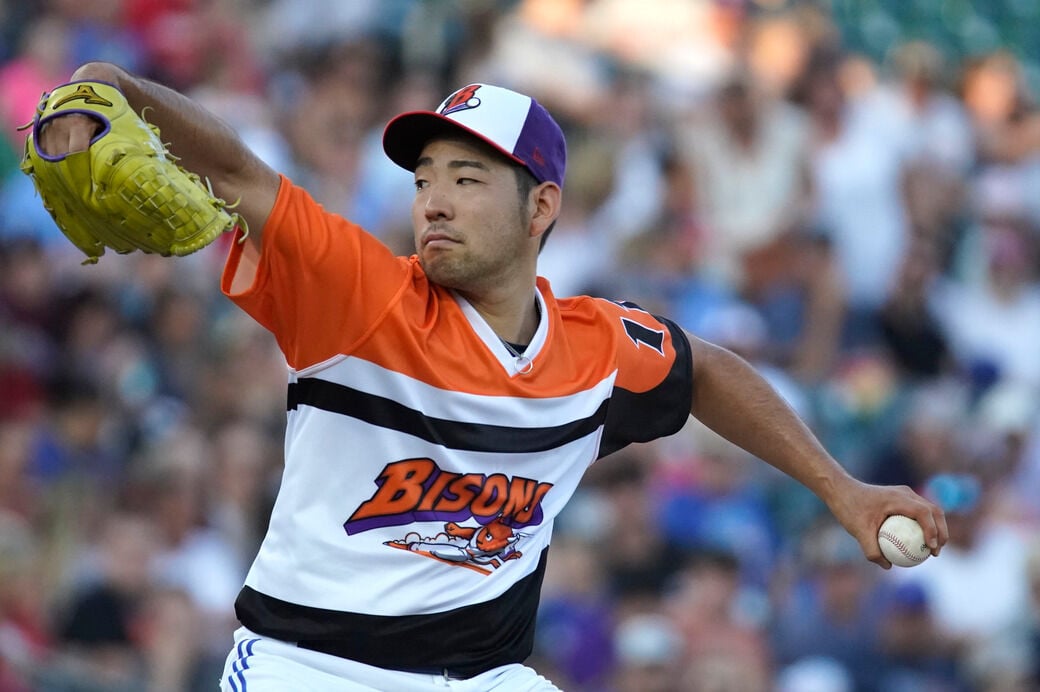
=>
[878,515,930,567]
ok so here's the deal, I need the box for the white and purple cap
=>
[382,83,566,188]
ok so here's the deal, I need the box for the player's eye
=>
[414,179,428,191]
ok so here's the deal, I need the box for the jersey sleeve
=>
[595,299,693,458]
[221,175,412,370]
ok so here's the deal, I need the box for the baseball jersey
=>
[220,176,693,677]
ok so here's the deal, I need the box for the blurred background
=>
[1,0,1039,690]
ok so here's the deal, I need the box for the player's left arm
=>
[684,329,948,567]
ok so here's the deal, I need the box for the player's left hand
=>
[826,478,947,569]
[21,80,241,264]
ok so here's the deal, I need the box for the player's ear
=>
[529,182,561,240]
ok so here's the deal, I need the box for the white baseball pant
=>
[219,627,563,691]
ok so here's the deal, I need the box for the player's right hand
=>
[829,478,947,569]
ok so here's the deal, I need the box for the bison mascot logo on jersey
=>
[344,458,551,574]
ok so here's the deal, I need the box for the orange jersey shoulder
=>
[223,176,421,369]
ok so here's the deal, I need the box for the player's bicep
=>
[685,329,742,418]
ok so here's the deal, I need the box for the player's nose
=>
[423,186,453,221]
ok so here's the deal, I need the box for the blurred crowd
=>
[1,0,1040,690]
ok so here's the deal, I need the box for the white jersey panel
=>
[244,360,613,616]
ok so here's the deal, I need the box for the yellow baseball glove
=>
[20,80,241,264]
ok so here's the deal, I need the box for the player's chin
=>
[420,256,468,289]
[420,245,455,267]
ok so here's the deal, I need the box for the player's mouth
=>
[421,229,461,250]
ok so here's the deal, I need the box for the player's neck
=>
[461,285,541,346]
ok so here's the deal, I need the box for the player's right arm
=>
[683,330,948,567]
[35,61,279,256]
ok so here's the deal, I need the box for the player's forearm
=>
[686,334,856,505]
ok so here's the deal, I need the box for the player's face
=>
[411,137,531,292]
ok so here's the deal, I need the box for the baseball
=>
[878,515,930,567]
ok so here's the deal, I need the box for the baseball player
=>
[33,62,948,691]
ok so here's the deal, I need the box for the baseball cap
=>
[382,83,566,187]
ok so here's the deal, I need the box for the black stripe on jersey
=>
[287,378,608,453]
[598,316,693,458]
[236,548,548,679]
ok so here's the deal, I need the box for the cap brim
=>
[382,111,525,173]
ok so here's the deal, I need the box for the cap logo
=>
[439,84,482,116]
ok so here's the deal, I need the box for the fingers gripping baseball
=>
[879,515,930,567]
[881,485,948,558]
[831,481,947,569]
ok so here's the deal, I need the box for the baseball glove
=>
[20,80,242,264]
